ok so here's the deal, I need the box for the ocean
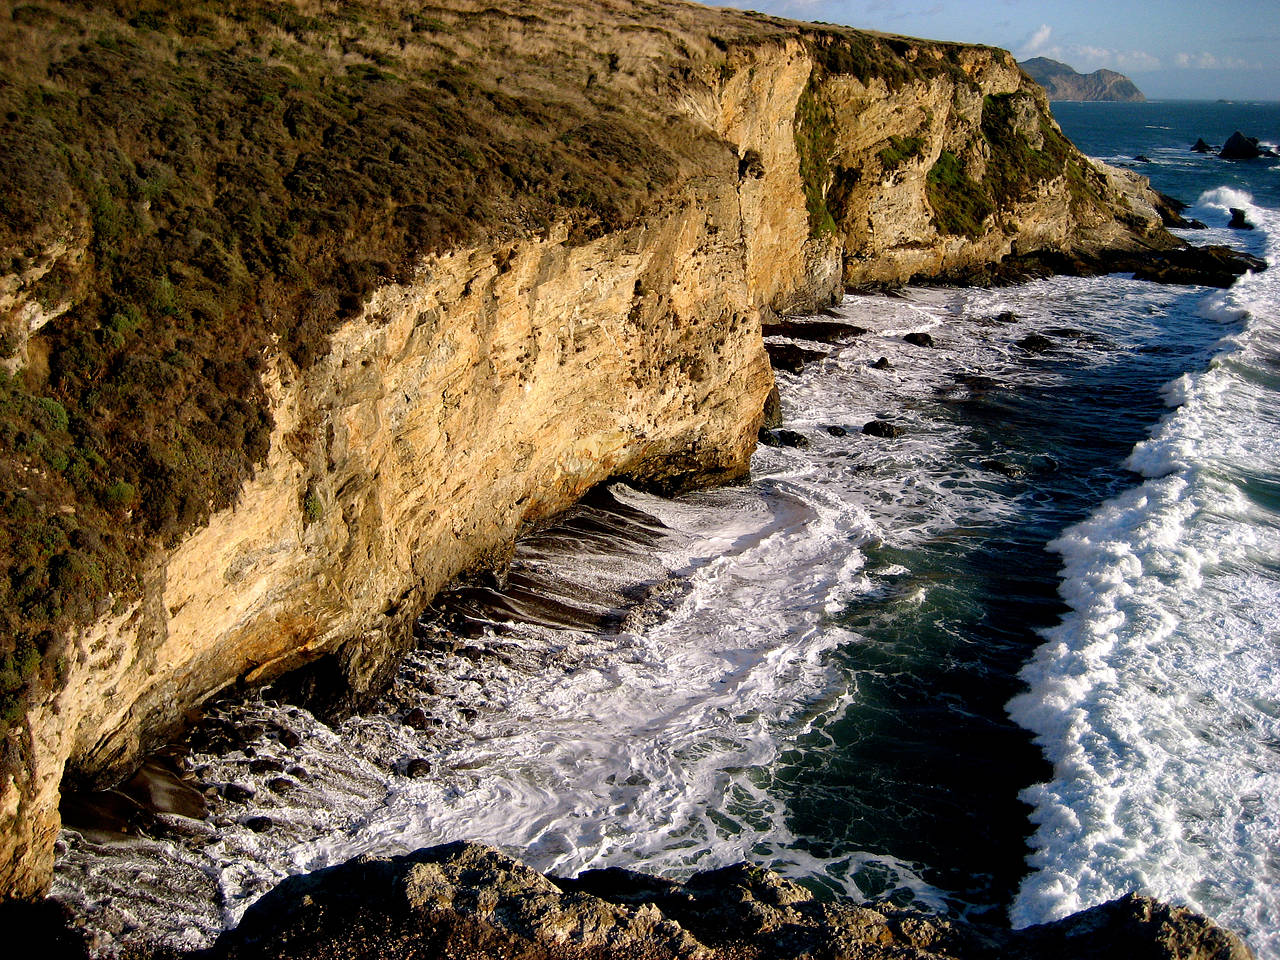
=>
[52,101,1280,957]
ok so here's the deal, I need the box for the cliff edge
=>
[0,0,1209,901]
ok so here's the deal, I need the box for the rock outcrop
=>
[0,0,1235,901]
[1017,57,1146,102]
[1219,131,1277,160]
[198,842,1254,960]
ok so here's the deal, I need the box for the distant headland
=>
[1018,56,1146,101]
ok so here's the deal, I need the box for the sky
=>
[716,0,1280,100]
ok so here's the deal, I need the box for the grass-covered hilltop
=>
[0,0,1257,911]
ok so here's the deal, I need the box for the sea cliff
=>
[0,0,1225,911]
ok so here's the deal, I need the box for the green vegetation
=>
[793,79,838,238]
[804,28,981,92]
[925,151,992,238]
[877,136,924,171]
[926,93,1091,238]
[302,489,323,524]
[978,93,1071,202]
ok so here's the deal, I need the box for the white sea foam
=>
[1010,199,1280,957]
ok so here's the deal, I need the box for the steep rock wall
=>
[1,15,1178,899]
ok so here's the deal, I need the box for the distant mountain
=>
[1018,57,1146,101]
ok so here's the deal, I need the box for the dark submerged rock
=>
[986,244,1265,289]
[863,420,905,439]
[871,356,892,369]
[826,425,848,437]
[762,318,867,342]
[402,707,432,730]
[774,429,809,448]
[244,816,273,833]
[1017,333,1054,352]
[1130,245,1266,287]
[903,331,935,348]
[404,758,433,779]
[1219,131,1275,159]
[1229,208,1255,230]
[983,459,1025,478]
[272,725,302,749]
[222,783,255,804]
[764,341,826,373]
[0,898,90,960]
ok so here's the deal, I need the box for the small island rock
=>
[1220,131,1276,160]
[1228,208,1255,230]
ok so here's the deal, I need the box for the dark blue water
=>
[769,101,1280,924]
[1051,100,1280,209]
[771,286,1233,919]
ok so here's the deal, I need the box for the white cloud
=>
[1021,37,1160,73]
[1075,46,1162,71]
[1174,51,1260,70]
[1021,23,1052,56]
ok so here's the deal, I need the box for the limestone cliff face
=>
[1,13,1178,899]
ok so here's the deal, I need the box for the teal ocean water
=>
[52,102,1280,957]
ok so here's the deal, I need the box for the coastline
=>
[1,4,1274,957]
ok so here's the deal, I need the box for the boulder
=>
[1219,131,1275,159]
[903,331,935,348]
[1017,333,1054,352]
[1191,138,1214,153]
[764,341,826,374]
[762,318,867,342]
[1228,208,1255,230]
[403,758,433,778]
[774,429,809,448]
[863,420,905,439]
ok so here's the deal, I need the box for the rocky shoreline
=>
[0,1,1270,955]
[22,842,1251,959]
